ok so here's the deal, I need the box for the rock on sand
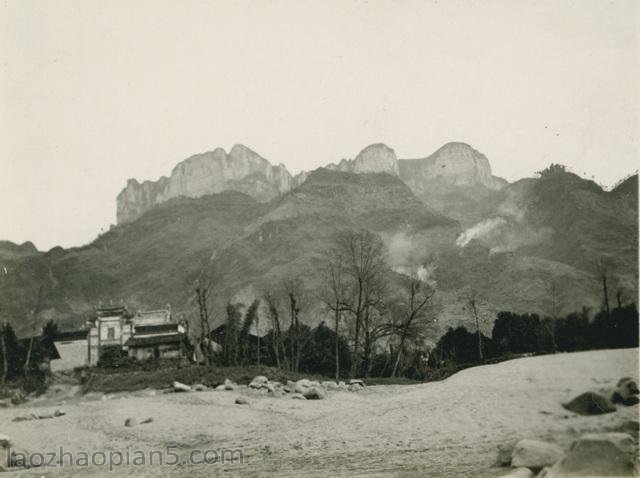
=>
[562,391,616,415]
[511,439,564,470]
[546,432,637,477]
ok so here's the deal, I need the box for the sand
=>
[1,348,637,477]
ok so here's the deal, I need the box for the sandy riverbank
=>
[2,348,637,477]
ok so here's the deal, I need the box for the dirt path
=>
[2,348,637,477]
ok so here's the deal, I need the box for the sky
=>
[1,0,638,251]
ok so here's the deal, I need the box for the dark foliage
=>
[492,312,553,355]
[298,322,351,377]
[429,304,638,371]
[97,346,130,369]
[429,326,495,367]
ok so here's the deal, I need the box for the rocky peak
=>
[353,143,399,175]
[326,143,400,176]
[398,142,505,190]
[116,145,293,224]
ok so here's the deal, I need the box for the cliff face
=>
[398,142,506,191]
[117,141,508,225]
[117,144,292,224]
[326,143,400,176]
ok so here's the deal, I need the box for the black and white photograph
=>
[1,1,638,476]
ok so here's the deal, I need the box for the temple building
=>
[51,303,189,370]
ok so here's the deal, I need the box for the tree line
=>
[195,229,638,380]
[430,304,638,370]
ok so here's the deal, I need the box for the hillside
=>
[0,192,266,334]
[429,169,638,331]
[0,156,636,341]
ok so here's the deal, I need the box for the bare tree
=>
[330,230,387,377]
[596,257,613,315]
[320,250,351,380]
[264,293,286,369]
[24,284,45,376]
[464,288,484,361]
[390,274,435,377]
[195,279,213,365]
[544,280,563,352]
[282,278,305,372]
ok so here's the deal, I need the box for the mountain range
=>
[1,142,637,339]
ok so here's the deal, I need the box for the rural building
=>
[49,303,189,370]
[87,304,134,365]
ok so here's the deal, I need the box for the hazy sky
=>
[1,0,638,250]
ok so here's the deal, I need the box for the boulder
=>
[223,379,236,391]
[191,383,207,392]
[617,419,639,437]
[562,392,616,415]
[290,393,307,400]
[578,433,634,454]
[350,379,366,387]
[268,389,283,398]
[511,439,564,470]
[294,380,312,394]
[124,417,137,427]
[235,397,249,405]
[140,417,154,424]
[617,377,639,391]
[302,386,326,400]
[173,381,191,393]
[497,440,518,466]
[546,433,637,477]
[215,384,226,391]
[0,398,11,408]
[0,434,11,448]
[612,378,640,405]
[249,376,269,389]
[498,468,534,478]
[321,381,339,390]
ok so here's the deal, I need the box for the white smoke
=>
[455,217,507,248]
[416,265,428,282]
[383,231,437,286]
[393,263,437,287]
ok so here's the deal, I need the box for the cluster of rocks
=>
[12,408,66,422]
[498,429,639,477]
[498,377,639,477]
[563,377,639,416]
[171,376,365,401]
[244,376,365,401]
[171,378,238,393]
